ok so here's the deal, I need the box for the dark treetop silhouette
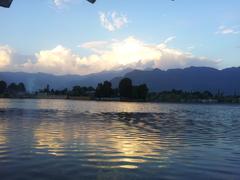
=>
[0,0,12,8]
[87,0,96,3]
[0,0,96,8]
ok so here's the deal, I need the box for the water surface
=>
[0,99,240,180]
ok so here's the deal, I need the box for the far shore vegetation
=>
[0,79,240,104]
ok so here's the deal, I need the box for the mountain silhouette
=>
[111,67,240,95]
[1,67,240,95]
[0,69,132,92]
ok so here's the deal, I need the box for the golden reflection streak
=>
[0,122,8,145]
[0,121,8,161]
[34,122,68,156]
[34,113,178,169]
[114,102,147,112]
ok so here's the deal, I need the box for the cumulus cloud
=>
[0,37,219,75]
[99,11,128,31]
[216,25,239,35]
[22,45,98,75]
[0,45,12,68]
[80,37,218,70]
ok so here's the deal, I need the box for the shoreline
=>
[1,96,240,105]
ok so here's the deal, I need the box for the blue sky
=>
[0,0,240,75]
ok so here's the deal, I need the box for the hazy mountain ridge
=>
[0,69,132,92]
[111,67,240,95]
[1,67,240,95]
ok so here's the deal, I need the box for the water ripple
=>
[0,100,240,179]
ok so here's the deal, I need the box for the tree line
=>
[95,78,149,100]
[38,84,95,97]
[38,78,149,100]
[0,78,149,100]
[1,78,240,103]
[0,81,26,97]
[148,89,240,103]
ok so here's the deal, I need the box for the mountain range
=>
[0,69,132,92]
[1,67,240,95]
[112,67,240,95]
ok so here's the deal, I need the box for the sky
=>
[0,0,240,75]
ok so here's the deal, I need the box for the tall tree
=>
[137,84,149,100]
[18,83,26,93]
[119,78,132,98]
[95,83,103,98]
[8,83,18,93]
[0,80,7,94]
[95,81,113,98]
[132,84,149,100]
[102,81,113,97]
[72,86,83,96]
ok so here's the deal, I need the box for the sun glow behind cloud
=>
[0,37,218,75]
[0,45,11,68]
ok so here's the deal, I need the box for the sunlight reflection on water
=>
[0,99,240,180]
[33,113,175,169]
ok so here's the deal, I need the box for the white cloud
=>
[0,45,12,68]
[99,11,128,32]
[22,45,97,75]
[80,37,217,70]
[164,36,176,44]
[80,41,109,53]
[53,0,71,7]
[0,37,218,75]
[216,25,239,35]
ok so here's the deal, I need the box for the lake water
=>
[0,99,240,180]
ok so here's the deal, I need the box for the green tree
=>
[119,78,132,98]
[102,81,113,97]
[95,83,103,98]
[8,83,18,93]
[137,84,149,100]
[0,80,7,94]
[132,86,139,99]
[18,82,26,93]
[95,81,112,98]
[72,86,83,96]
[8,82,26,95]
[87,86,95,91]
